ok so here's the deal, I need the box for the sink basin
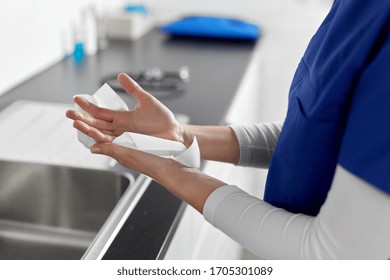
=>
[0,160,140,260]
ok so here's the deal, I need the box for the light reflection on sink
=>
[0,160,135,260]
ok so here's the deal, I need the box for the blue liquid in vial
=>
[73,42,85,63]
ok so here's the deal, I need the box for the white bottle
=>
[84,6,98,56]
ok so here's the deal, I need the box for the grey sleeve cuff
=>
[229,122,283,168]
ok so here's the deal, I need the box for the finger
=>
[117,72,153,102]
[66,109,84,121]
[68,109,115,131]
[99,129,119,136]
[73,120,114,143]
[73,96,115,122]
[80,113,115,131]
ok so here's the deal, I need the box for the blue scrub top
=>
[264,0,390,216]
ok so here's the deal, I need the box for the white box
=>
[104,12,155,41]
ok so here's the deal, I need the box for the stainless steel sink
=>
[0,160,147,260]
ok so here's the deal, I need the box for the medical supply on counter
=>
[124,4,149,15]
[104,5,154,41]
[74,83,200,168]
[161,16,260,40]
[71,16,86,63]
[83,6,98,56]
[61,28,73,59]
[72,42,85,63]
[70,5,98,62]
[101,66,190,99]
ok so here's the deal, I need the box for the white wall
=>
[0,0,333,96]
[0,0,124,95]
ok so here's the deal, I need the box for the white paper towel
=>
[112,132,186,157]
[75,83,200,168]
[75,83,129,149]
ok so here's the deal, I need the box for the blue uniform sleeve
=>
[339,34,390,195]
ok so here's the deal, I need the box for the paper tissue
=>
[74,83,200,168]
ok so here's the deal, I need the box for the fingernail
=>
[91,147,102,154]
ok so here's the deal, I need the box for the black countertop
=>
[0,29,255,259]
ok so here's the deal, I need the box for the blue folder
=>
[161,16,260,40]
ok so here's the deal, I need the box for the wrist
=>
[157,161,226,213]
[179,124,195,148]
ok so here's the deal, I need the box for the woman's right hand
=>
[66,73,193,146]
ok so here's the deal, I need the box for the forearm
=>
[181,122,283,168]
[151,122,281,214]
[182,124,240,164]
[154,159,227,213]
[203,165,390,259]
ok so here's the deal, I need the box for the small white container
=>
[104,12,154,41]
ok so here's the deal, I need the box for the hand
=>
[66,73,192,146]
[91,138,226,214]
[66,73,227,214]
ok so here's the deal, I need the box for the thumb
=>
[91,142,136,168]
[91,142,142,160]
[91,142,121,159]
[117,72,152,103]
